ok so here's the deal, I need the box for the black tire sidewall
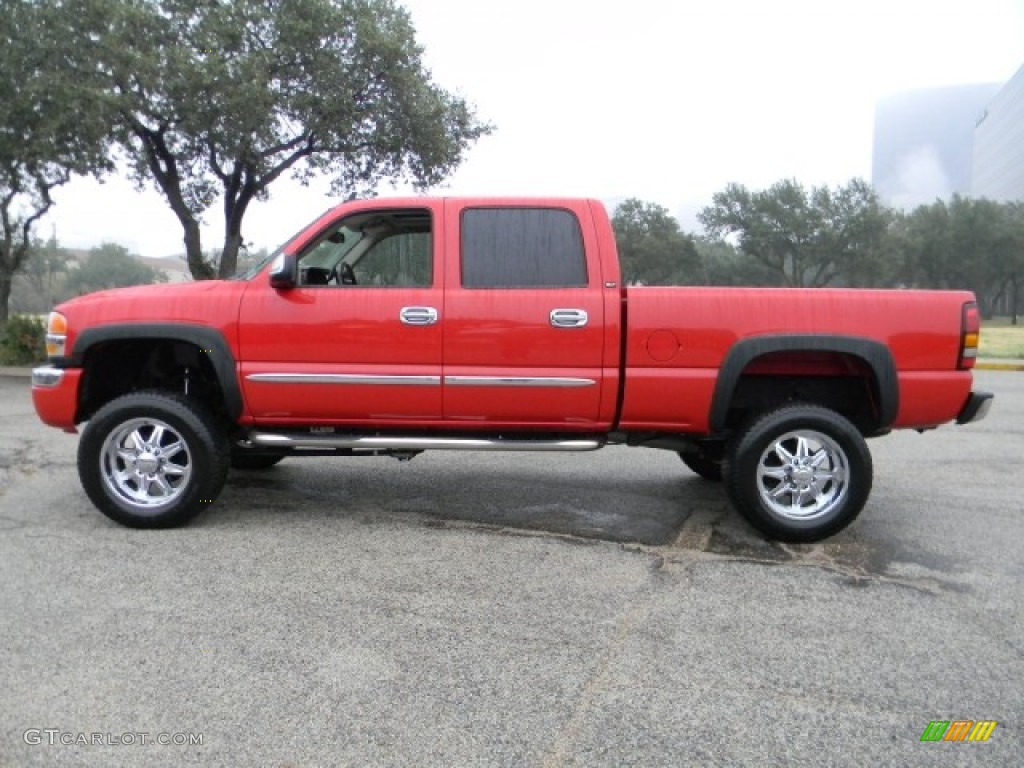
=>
[724,406,872,542]
[229,448,286,471]
[679,453,724,482]
[78,392,229,528]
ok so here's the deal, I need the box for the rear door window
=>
[460,208,588,288]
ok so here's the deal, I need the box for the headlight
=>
[45,311,67,357]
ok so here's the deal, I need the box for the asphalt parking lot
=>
[1,370,1021,767]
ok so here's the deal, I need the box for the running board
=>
[247,433,604,452]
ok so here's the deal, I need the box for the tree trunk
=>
[1012,277,1019,326]
[978,294,995,320]
[218,232,243,279]
[218,183,255,279]
[183,220,213,280]
[0,272,12,326]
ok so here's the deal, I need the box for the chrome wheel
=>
[80,391,229,528]
[756,429,848,521]
[723,404,872,542]
[100,417,193,511]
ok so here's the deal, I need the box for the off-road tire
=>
[230,446,286,470]
[678,453,723,482]
[722,404,872,542]
[78,391,230,528]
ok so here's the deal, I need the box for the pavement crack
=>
[671,509,725,551]
[0,514,30,531]
[665,549,947,595]
[541,594,653,768]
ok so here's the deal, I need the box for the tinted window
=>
[461,208,588,288]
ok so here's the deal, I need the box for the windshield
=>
[232,206,337,280]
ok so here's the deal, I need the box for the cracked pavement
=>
[1,371,1021,766]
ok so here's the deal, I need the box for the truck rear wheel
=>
[78,391,229,528]
[722,404,872,542]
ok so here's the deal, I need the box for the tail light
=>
[958,302,980,370]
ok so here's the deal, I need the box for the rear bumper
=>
[956,391,993,425]
[31,365,81,431]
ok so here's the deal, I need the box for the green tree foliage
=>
[699,179,891,288]
[1002,202,1024,324]
[611,199,701,285]
[693,237,777,286]
[66,243,167,295]
[19,233,70,310]
[0,314,46,365]
[0,1,111,324]
[896,196,1024,320]
[53,0,491,279]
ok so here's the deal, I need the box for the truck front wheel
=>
[230,445,286,470]
[678,453,723,481]
[722,405,872,542]
[78,392,229,528]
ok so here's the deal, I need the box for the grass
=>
[980,318,1024,359]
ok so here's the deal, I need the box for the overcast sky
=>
[43,0,1024,259]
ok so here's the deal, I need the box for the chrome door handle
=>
[550,308,588,328]
[400,306,438,326]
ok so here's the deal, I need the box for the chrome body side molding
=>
[246,373,440,386]
[246,373,596,388]
[444,376,595,388]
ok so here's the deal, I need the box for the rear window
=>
[461,208,588,288]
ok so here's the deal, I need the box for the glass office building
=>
[972,64,1024,202]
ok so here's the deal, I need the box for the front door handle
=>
[400,306,438,326]
[550,308,588,328]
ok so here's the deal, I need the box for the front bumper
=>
[956,391,993,425]
[31,365,81,431]
[31,365,64,388]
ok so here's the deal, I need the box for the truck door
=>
[441,201,607,428]
[238,203,444,425]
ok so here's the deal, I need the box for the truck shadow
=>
[215,453,730,546]
[213,454,959,589]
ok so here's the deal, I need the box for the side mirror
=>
[268,252,298,290]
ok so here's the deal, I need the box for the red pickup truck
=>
[31,197,992,541]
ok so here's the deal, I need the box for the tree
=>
[693,237,777,286]
[57,0,491,280]
[19,232,71,310]
[897,196,1024,320]
[0,1,111,324]
[611,199,701,285]
[698,179,892,288]
[66,243,167,295]
[1001,202,1024,324]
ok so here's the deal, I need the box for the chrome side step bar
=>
[247,432,603,452]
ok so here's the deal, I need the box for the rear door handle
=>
[550,308,588,328]
[400,306,438,326]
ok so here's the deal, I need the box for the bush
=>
[0,314,47,365]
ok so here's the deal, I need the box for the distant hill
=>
[63,248,191,283]
[142,256,191,283]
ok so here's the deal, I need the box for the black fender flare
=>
[709,335,899,434]
[63,323,242,421]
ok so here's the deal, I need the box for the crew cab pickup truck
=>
[31,197,993,541]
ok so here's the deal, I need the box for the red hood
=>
[56,280,251,356]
